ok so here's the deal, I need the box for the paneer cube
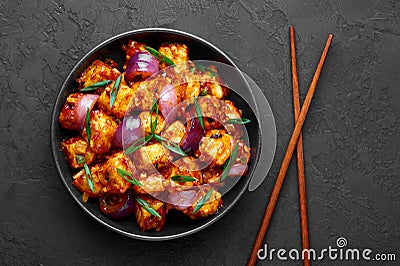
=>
[175,72,201,101]
[58,93,84,130]
[134,195,166,231]
[197,96,243,138]
[205,81,229,99]
[102,151,134,194]
[202,165,223,185]
[97,77,135,119]
[162,120,186,145]
[158,161,202,193]
[196,95,227,126]
[81,110,118,155]
[72,163,105,198]
[138,111,165,135]
[132,142,169,170]
[234,140,251,165]
[222,99,244,138]
[132,172,168,195]
[158,43,189,68]
[199,129,232,166]
[61,136,96,168]
[129,78,169,111]
[199,66,229,99]
[77,60,121,89]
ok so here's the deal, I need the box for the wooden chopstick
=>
[247,33,333,266]
[290,26,310,266]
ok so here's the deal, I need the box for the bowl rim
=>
[50,27,260,241]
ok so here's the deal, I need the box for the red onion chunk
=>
[75,94,99,131]
[112,116,143,149]
[125,51,159,83]
[228,163,248,177]
[159,84,178,118]
[180,118,204,154]
[168,190,197,210]
[99,190,136,219]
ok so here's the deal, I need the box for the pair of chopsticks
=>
[247,27,333,266]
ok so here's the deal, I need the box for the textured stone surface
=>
[1,0,400,265]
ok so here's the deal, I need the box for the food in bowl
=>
[58,40,251,232]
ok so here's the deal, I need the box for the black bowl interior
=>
[51,28,261,240]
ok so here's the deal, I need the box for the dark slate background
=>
[1,0,400,265]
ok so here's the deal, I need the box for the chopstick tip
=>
[290,27,295,38]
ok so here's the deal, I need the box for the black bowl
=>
[51,28,261,240]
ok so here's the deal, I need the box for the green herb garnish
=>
[83,163,95,192]
[80,80,112,92]
[226,118,251,125]
[199,89,208,96]
[135,197,162,218]
[150,98,159,134]
[194,63,218,77]
[153,134,187,157]
[171,175,196,183]
[124,133,187,157]
[86,108,91,146]
[124,135,153,155]
[162,142,187,157]
[124,98,187,157]
[189,67,195,73]
[76,154,85,164]
[110,75,122,109]
[219,142,240,182]
[117,168,142,187]
[194,97,205,131]
[192,187,214,214]
[145,46,175,66]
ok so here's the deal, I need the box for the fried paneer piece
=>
[173,70,201,101]
[134,195,166,231]
[199,96,242,119]
[138,111,165,135]
[203,81,229,99]
[77,60,121,89]
[173,64,229,100]
[121,40,146,69]
[129,77,170,111]
[222,99,244,138]
[199,129,232,166]
[159,162,202,193]
[102,152,133,194]
[162,120,186,144]
[81,110,118,155]
[200,66,229,99]
[196,96,241,123]
[132,172,168,195]
[72,163,105,198]
[132,142,169,170]
[181,188,223,220]
[234,140,251,165]
[61,136,96,168]
[158,43,189,68]
[97,77,135,119]
[58,93,84,130]
[222,99,242,119]
[197,96,244,138]
[202,165,223,185]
